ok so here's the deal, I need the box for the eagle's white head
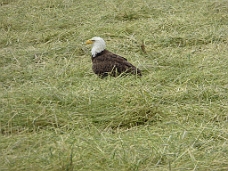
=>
[86,37,106,57]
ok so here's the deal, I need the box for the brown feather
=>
[92,50,141,77]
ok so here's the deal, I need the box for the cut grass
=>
[0,0,228,170]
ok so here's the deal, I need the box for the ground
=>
[0,0,228,170]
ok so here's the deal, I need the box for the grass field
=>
[0,0,228,170]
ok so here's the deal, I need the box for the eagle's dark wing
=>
[92,50,141,77]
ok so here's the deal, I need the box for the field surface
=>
[0,0,228,170]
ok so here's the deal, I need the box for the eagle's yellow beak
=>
[86,39,93,44]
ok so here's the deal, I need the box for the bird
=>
[86,37,142,78]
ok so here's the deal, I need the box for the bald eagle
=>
[86,37,142,78]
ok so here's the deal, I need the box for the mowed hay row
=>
[0,0,228,170]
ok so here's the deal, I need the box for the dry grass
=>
[0,0,228,170]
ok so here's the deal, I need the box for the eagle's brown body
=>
[92,49,142,77]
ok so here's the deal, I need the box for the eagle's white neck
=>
[91,39,106,57]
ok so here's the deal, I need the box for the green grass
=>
[0,0,228,170]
